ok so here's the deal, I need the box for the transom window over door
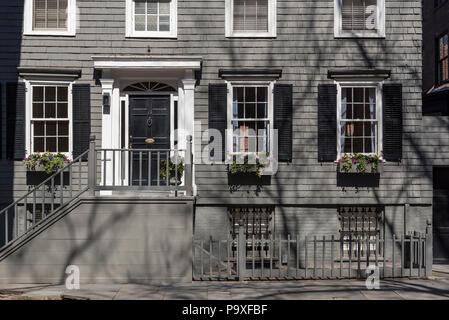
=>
[126,0,177,38]
[24,0,76,36]
[31,85,70,153]
[438,34,449,84]
[338,85,381,156]
[334,0,385,38]
[225,0,276,37]
[231,86,270,154]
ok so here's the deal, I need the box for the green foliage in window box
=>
[338,154,384,174]
[160,155,185,183]
[228,153,271,178]
[23,152,71,174]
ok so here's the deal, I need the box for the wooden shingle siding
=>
[0,1,426,207]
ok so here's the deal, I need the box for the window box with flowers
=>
[23,153,72,175]
[337,154,384,174]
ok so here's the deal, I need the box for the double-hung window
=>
[24,0,76,36]
[337,83,382,157]
[229,84,272,156]
[30,85,71,154]
[437,34,449,84]
[334,0,385,38]
[126,0,177,38]
[225,0,276,37]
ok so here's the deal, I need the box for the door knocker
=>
[147,112,153,128]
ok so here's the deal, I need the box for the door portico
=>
[93,55,202,192]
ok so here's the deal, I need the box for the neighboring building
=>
[422,0,449,264]
[0,0,432,283]
[423,0,449,115]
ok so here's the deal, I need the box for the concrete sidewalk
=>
[1,277,449,300]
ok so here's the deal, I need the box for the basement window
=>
[339,207,383,258]
[229,207,273,240]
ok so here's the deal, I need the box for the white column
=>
[99,78,114,190]
[181,75,196,195]
[182,78,196,144]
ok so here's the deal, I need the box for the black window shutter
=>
[383,83,403,162]
[318,84,337,162]
[72,84,91,160]
[208,83,227,161]
[273,84,293,162]
[6,82,26,160]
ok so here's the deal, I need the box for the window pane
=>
[33,103,44,118]
[135,1,146,14]
[58,137,69,152]
[353,122,363,136]
[364,137,374,153]
[257,87,267,102]
[57,103,68,118]
[147,1,158,14]
[33,86,44,101]
[34,137,45,152]
[147,15,157,31]
[135,15,146,31]
[353,104,364,119]
[257,103,267,118]
[237,103,245,118]
[353,138,364,153]
[58,121,69,135]
[47,0,59,29]
[159,15,170,31]
[34,0,47,29]
[245,103,256,118]
[46,137,57,152]
[353,88,364,102]
[46,122,57,135]
[159,1,171,14]
[45,103,56,118]
[57,86,68,101]
[34,122,45,136]
[45,87,56,102]
[235,87,244,103]
[58,0,68,28]
[245,87,256,102]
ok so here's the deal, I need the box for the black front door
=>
[433,167,449,264]
[129,95,170,186]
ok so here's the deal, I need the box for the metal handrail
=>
[0,149,90,251]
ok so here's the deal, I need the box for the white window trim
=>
[226,81,275,169]
[225,0,277,38]
[334,0,385,38]
[23,0,77,36]
[24,80,74,158]
[336,80,384,160]
[125,0,178,38]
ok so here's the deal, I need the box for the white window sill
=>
[126,32,177,39]
[24,30,76,37]
[334,32,385,39]
[226,32,276,38]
